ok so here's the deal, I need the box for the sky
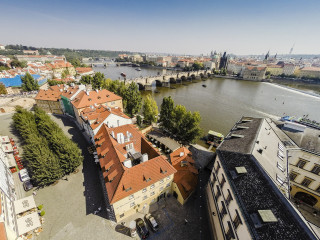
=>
[2,0,320,55]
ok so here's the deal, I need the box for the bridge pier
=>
[145,85,152,91]
[162,82,170,88]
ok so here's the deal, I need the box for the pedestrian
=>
[184,219,188,225]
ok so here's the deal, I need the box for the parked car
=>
[23,180,33,191]
[136,218,149,239]
[19,169,30,182]
[145,213,159,232]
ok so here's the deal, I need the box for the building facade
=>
[242,66,266,81]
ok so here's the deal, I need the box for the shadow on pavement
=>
[53,115,107,219]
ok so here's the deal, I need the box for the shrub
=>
[40,210,45,216]
[38,205,43,210]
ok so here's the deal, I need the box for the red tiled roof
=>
[35,89,61,101]
[0,222,7,240]
[72,89,122,109]
[76,67,93,74]
[301,67,320,72]
[170,147,198,200]
[246,66,266,71]
[95,124,176,204]
[81,105,130,130]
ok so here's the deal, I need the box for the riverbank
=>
[267,82,320,99]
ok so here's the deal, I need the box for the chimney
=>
[86,90,90,96]
[179,152,185,157]
[96,89,99,93]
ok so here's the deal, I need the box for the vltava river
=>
[94,64,320,141]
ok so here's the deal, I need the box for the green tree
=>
[192,62,204,71]
[80,75,93,85]
[124,82,142,116]
[142,95,158,124]
[34,107,83,174]
[0,83,7,94]
[136,115,142,127]
[21,72,39,91]
[159,96,175,131]
[61,69,70,79]
[91,72,105,90]
[10,59,27,68]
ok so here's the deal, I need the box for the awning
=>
[14,196,37,215]
[7,154,16,168]
[2,143,13,153]
[0,136,10,143]
[17,212,41,236]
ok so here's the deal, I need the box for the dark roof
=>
[218,150,316,240]
[217,117,263,154]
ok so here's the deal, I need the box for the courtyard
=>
[0,112,213,240]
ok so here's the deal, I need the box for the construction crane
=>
[289,43,295,55]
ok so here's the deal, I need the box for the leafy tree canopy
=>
[142,95,158,124]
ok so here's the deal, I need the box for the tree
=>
[124,82,142,116]
[0,83,7,94]
[159,96,175,131]
[91,72,105,90]
[192,62,204,71]
[136,115,142,127]
[10,58,27,68]
[21,72,39,91]
[61,69,70,79]
[80,75,93,85]
[142,95,158,124]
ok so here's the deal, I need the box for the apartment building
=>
[71,89,123,126]
[206,117,318,240]
[80,104,132,144]
[242,66,266,81]
[278,120,320,209]
[94,124,176,222]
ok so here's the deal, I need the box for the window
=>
[129,194,134,200]
[150,191,155,196]
[226,221,235,240]
[278,142,284,152]
[276,175,284,185]
[166,176,170,180]
[301,178,313,187]
[150,184,155,189]
[130,202,135,207]
[221,174,226,188]
[311,165,320,175]
[226,189,233,206]
[160,179,164,184]
[111,101,115,105]
[296,159,307,169]
[277,151,284,160]
[160,186,164,191]
[316,186,320,193]
[277,162,285,172]
[289,172,298,181]
[216,186,221,199]
[233,210,242,229]
[220,201,227,218]
[120,213,124,218]
[166,183,170,188]
[216,162,221,173]
[142,188,147,193]
[143,195,148,200]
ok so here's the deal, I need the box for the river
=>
[94,64,320,143]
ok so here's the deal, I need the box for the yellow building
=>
[48,61,76,77]
[95,124,176,222]
[280,121,320,209]
[298,67,320,78]
[266,65,283,76]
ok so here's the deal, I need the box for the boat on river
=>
[205,130,224,147]
[120,72,126,77]
[202,84,207,88]
[135,68,142,71]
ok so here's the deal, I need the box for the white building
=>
[283,63,297,76]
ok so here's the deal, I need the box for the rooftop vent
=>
[160,167,167,174]
[96,89,99,93]
[230,166,247,179]
[123,159,132,168]
[236,125,249,130]
[235,167,247,174]
[258,210,278,223]
[179,152,185,157]
[242,118,253,123]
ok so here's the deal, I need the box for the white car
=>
[19,169,31,182]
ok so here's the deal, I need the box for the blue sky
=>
[2,0,320,55]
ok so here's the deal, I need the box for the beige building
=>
[95,124,176,222]
[283,63,298,76]
[266,65,283,76]
[242,66,266,80]
[48,61,76,77]
[206,117,318,240]
[298,67,320,78]
[71,89,123,127]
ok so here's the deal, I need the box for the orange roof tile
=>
[0,222,7,240]
[170,147,198,200]
[95,124,176,204]
[72,89,122,109]
[35,89,61,101]
[76,67,93,74]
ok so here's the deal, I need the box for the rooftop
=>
[217,150,315,240]
[72,89,122,109]
[95,124,176,204]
